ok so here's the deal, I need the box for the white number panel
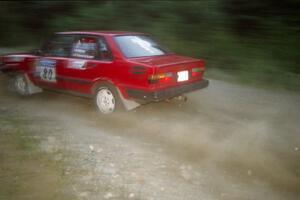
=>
[36,59,57,82]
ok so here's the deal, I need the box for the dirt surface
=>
[0,73,300,200]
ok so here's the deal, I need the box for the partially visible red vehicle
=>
[0,31,209,114]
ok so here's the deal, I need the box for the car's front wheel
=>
[94,84,122,114]
[13,73,29,95]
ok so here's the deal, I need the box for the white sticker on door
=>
[68,60,86,70]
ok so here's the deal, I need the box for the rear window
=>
[114,35,170,58]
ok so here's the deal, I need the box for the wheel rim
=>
[96,88,116,114]
[15,75,27,94]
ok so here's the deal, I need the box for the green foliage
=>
[0,0,299,89]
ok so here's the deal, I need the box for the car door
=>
[60,35,114,94]
[33,34,75,90]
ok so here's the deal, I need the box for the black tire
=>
[93,83,123,114]
[13,73,29,96]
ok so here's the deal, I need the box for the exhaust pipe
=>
[165,95,188,103]
[175,95,188,102]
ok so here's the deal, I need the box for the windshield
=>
[114,35,170,58]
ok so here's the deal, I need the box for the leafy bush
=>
[0,1,298,90]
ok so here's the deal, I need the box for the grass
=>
[0,109,144,199]
[0,110,78,200]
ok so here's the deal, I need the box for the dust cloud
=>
[1,73,300,200]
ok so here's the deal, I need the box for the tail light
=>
[148,72,173,84]
[191,67,204,77]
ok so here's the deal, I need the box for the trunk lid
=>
[130,54,200,67]
[130,54,205,89]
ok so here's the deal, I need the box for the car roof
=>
[56,31,145,36]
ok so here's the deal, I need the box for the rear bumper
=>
[127,79,209,102]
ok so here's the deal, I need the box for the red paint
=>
[0,31,207,101]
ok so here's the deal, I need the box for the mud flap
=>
[116,88,140,111]
[24,74,43,94]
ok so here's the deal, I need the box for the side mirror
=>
[31,49,43,55]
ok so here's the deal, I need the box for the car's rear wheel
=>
[94,84,122,114]
[13,73,29,95]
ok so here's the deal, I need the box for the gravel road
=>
[0,73,299,200]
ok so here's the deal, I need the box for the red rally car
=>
[0,31,209,114]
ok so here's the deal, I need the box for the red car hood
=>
[129,54,201,67]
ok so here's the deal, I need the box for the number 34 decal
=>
[36,59,57,82]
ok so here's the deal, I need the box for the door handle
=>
[86,63,97,68]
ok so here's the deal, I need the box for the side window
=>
[72,37,98,59]
[71,36,112,60]
[42,35,75,57]
[98,38,112,60]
